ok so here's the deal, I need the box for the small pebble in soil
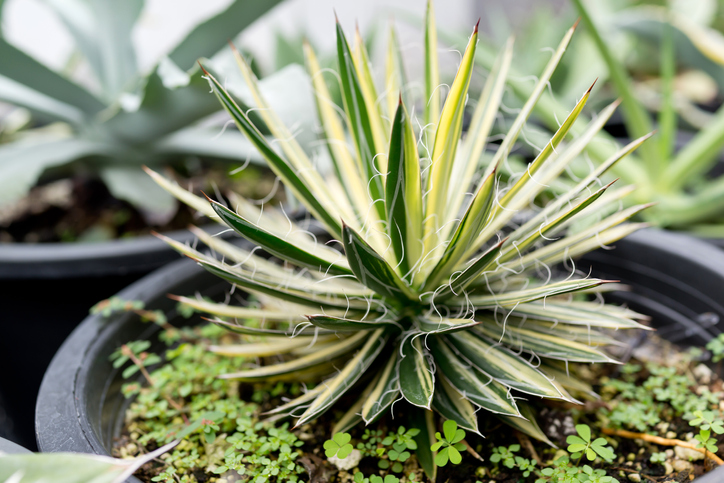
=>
[672,459,694,472]
[674,442,705,461]
[666,431,678,439]
[664,461,674,475]
[693,364,713,384]
[329,449,362,471]
[627,473,641,482]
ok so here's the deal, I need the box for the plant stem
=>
[601,427,724,465]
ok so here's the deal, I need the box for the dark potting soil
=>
[109,312,724,483]
[0,165,281,244]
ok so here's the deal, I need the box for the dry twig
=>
[602,427,724,465]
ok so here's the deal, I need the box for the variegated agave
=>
[148,1,651,457]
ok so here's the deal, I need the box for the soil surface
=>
[0,165,281,243]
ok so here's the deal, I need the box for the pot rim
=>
[0,225,226,280]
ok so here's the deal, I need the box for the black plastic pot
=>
[36,228,724,482]
[0,226,228,451]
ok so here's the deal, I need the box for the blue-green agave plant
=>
[148,2,651,477]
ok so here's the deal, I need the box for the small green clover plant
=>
[324,432,354,459]
[431,420,466,467]
[353,473,400,483]
[490,444,520,469]
[566,424,615,462]
[650,451,666,464]
[535,457,619,483]
[707,333,724,362]
[690,410,724,453]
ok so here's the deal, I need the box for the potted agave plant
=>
[36,3,724,482]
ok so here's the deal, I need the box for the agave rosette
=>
[148,2,651,447]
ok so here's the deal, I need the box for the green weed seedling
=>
[490,444,520,469]
[324,432,354,459]
[690,410,724,453]
[431,420,466,467]
[353,473,400,483]
[650,452,667,464]
[567,424,615,463]
[707,334,724,363]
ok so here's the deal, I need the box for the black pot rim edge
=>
[0,225,226,279]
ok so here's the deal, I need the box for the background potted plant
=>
[0,0,323,450]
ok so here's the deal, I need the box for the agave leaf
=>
[209,199,352,276]
[531,219,650,272]
[210,335,333,357]
[228,44,359,228]
[398,336,435,409]
[0,37,104,115]
[409,408,438,483]
[185,225,295,279]
[41,0,142,101]
[432,374,481,435]
[434,237,506,299]
[386,99,424,276]
[496,180,615,265]
[512,301,650,330]
[264,384,328,417]
[336,21,386,220]
[220,331,369,380]
[333,371,376,434]
[168,0,283,70]
[385,23,408,125]
[480,20,577,183]
[199,66,343,238]
[424,169,495,289]
[423,0,440,130]
[503,82,594,207]
[541,363,599,400]
[445,331,563,399]
[455,279,609,308]
[445,36,514,225]
[500,317,625,347]
[171,295,308,323]
[423,22,478,252]
[470,99,625,258]
[361,353,400,424]
[207,318,332,337]
[430,338,520,416]
[144,167,218,219]
[498,402,556,446]
[194,257,370,311]
[416,317,479,335]
[477,323,615,363]
[353,27,389,160]
[342,224,414,300]
[304,41,372,226]
[307,314,400,332]
[296,328,389,426]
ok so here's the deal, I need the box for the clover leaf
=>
[324,432,353,459]
[431,420,466,467]
[566,424,615,462]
